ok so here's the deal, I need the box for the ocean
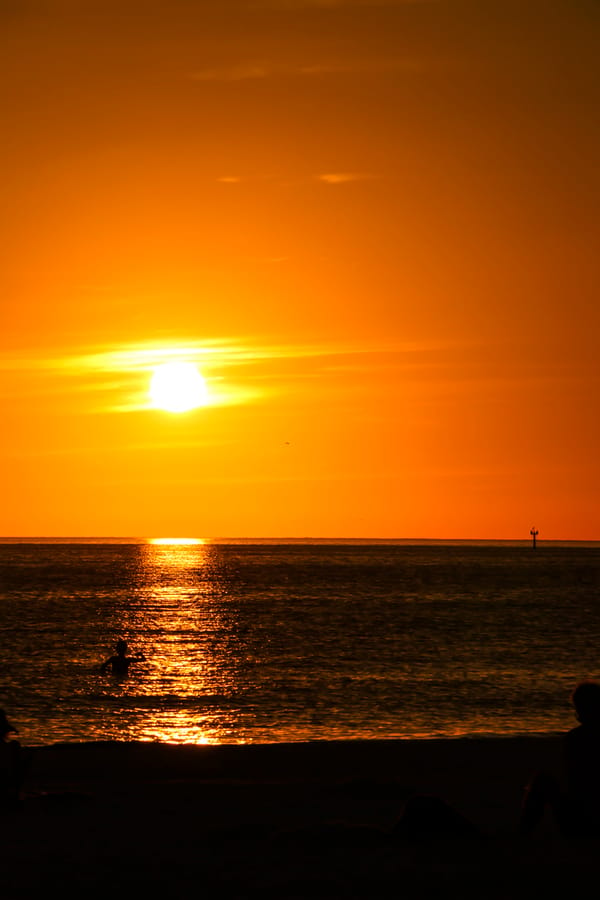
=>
[0,539,598,747]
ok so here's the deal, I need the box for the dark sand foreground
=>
[2,737,598,898]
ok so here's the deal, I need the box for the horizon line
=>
[0,535,598,545]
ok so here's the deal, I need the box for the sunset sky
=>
[1,0,598,539]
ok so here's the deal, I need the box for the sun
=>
[149,361,209,412]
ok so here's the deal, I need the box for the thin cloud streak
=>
[215,173,380,185]
[190,64,270,82]
[0,336,497,415]
[317,172,375,184]
[9,337,565,422]
[190,56,431,82]
[0,337,449,374]
[255,0,434,8]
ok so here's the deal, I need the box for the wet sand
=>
[2,737,597,898]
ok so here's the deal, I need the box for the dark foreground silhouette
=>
[521,680,600,837]
[392,680,600,840]
[0,709,27,810]
[7,714,600,898]
[392,792,485,840]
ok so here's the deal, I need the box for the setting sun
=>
[149,361,209,413]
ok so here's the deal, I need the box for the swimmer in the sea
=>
[100,640,145,676]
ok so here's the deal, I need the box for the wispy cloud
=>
[0,337,439,377]
[190,64,270,82]
[7,336,565,420]
[317,172,375,184]
[255,0,434,8]
[213,172,379,186]
[299,58,428,75]
[190,56,429,84]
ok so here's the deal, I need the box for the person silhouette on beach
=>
[100,640,145,677]
[521,680,600,837]
[0,709,26,809]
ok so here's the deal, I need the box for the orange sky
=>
[1,0,598,539]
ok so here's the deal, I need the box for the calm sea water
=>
[0,539,598,746]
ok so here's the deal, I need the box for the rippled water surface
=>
[1,540,599,745]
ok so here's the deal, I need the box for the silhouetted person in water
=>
[0,709,26,809]
[521,681,600,837]
[101,640,145,677]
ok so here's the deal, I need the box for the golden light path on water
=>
[111,538,228,744]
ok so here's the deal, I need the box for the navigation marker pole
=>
[530,527,539,550]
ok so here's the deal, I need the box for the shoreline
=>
[28,733,565,778]
[4,735,597,899]
[26,735,565,829]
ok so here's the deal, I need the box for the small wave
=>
[83,693,232,708]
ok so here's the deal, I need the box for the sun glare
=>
[149,537,205,545]
[149,361,209,412]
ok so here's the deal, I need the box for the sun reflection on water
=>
[96,539,230,743]
[148,537,206,545]
[139,713,214,744]
[144,539,210,572]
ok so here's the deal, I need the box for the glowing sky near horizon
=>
[0,0,598,539]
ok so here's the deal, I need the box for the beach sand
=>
[2,737,597,898]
